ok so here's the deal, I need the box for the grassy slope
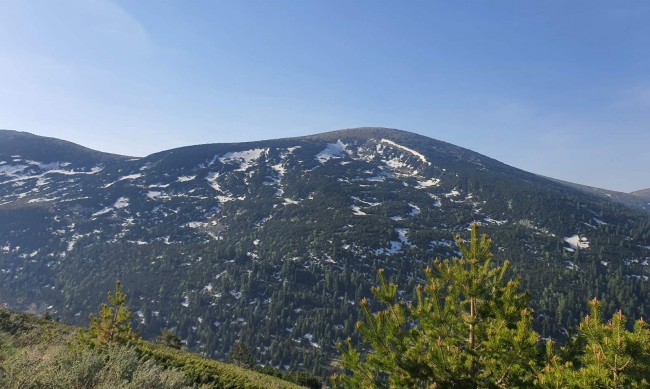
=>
[0,307,304,389]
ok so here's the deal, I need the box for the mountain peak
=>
[0,129,132,165]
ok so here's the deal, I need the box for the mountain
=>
[549,177,650,212]
[0,129,129,165]
[1,127,649,377]
[632,188,650,202]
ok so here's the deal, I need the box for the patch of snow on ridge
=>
[445,189,461,197]
[92,207,112,217]
[376,241,402,255]
[429,193,442,207]
[118,173,142,181]
[375,228,413,255]
[114,197,129,209]
[205,172,222,192]
[147,191,167,200]
[408,203,421,216]
[484,217,507,226]
[351,196,380,207]
[417,178,441,188]
[271,163,286,176]
[384,158,408,170]
[0,164,29,177]
[264,163,286,185]
[316,140,347,163]
[218,194,245,203]
[564,235,590,250]
[396,228,411,246]
[380,139,430,165]
[593,218,607,225]
[1,163,102,186]
[219,148,266,171]
[177,175,196,182]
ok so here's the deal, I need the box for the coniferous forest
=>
[1,129,650,386]
[2,224,649,388]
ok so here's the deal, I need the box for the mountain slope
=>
[0,128,649,378]
[0,306,306,388]
[0,129,129,165]
[549,177,650,212]
[632,188,650,202]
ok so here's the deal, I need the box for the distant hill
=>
[0,129,130,165]
[1,127,649,378]
[547,177,650,213]
[632,188,650,202]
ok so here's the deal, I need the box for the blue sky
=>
[1,1,649,192]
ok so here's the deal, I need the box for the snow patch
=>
[118,173,142,181]
[564,235,590,250]
[205,172,223,192]
[316,140,347,163]
[177,175,196,182]
[565,261,578,270]
[380,139,430,165]
[375,228,412,255]
[147,191,163,200]
[593,218,607,225]
[92,207,113,217]
[445,189,461,198]
[219,148,266,171]
[416,178,441,188]
[483,217,507,226]
[114,197,129,209]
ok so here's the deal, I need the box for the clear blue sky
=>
[1,1,649,192]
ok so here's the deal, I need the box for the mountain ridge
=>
[4,127,646,202]
[1,127,649,378]
[0,129,132,164]
[632,188,650,201]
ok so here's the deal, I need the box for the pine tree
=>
[156,329,183,350]
[78,281,140,348]
[538,298,650,388]
[228,341,255,368]
[332,223,539,388]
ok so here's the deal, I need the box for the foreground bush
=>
[1,344,189,389]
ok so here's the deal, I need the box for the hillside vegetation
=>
[0,302,309,388]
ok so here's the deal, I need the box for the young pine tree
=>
[156,329,183,350]
[78,281,140,348]
[538,298,650,388]
[228,341,255,368]
[333,223,540,388]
